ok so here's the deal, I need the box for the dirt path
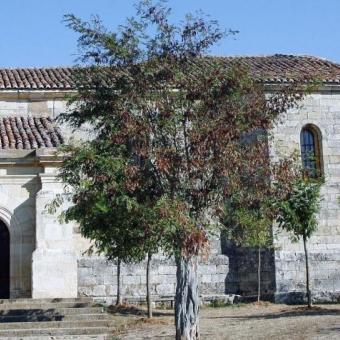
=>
[117,304,340,339]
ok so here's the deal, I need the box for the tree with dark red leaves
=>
[56,1,310,338]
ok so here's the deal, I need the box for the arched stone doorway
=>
[0,221,9,298]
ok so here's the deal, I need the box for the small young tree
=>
[275,178,322,308]
[52,141,159,310]
[220,147,298,302]
[222,198,273,302]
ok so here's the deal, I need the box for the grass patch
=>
[158,302,174,310]
[203,301,247,309]
[209,300,232,308]
[251,301,273,307]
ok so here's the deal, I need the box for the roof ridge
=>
[204,53,339,61]
[0,54,339,68]
[0,55,339,89]
[0,66,75,70]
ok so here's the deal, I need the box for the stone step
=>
[0,299,114,338]
[0,320,115,330]
[0,327,114,337]
[0,302,98,310]
[0,298,93,305]
[0,307,104,316]
[0,312,111,323]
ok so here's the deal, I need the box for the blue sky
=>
[1,0,339,67]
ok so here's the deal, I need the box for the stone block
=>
[122,264,146,276]
[200,275,212,283]
[277,279,294,293]
[207,255,229,266]
[158,266,176,275]
[32,248,77,299]
[92,273,105,285]
[80,275,97,287]
[216,265,228,274]
[103,272,116,285]
[150,275,168,284]
[156,284,175,295]
[198,265,217,275]
[105,285,118,296]
[211,274,226,283]
[78,286,93,296]
[92,285,106,297]
[123,275,141,285]
[123,284,147,297]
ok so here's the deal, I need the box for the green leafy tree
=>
[222,198,273,302]
[220,151,298,302]
[54,141,160,314]
[276,178,322,308]
[56,1,308,338]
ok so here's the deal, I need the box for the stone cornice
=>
[0,89,76,100]
[0,174,40,184]
[0,148,63,166]
[264,83,340,93]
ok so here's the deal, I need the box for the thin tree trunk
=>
[146,252,153,318]
[257,247,261,303]
[175,255,200,340]
[116,258,122,306]
[303,236,312,308]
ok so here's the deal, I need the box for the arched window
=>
[300,125,322,178]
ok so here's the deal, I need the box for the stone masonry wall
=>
[78,246,276,302]
[78,250,229,302]
[4,89,340,302]
[271,91,340,303]
[0,92,68,118]
[222,240,276,297]
[76,90,340,302]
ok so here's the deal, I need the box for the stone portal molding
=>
[0,204,24,298]
[32,172,77,299]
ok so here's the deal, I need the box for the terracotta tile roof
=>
[0,117,63,149]
[0,67,75,89]
[1,55,340,89]
[201,55,340,83]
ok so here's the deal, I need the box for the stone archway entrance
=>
[0,221,10,298]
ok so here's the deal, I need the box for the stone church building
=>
[0,54,340,303]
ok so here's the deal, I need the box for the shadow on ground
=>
[205,306,340,320]
[0,309,64,322]
[107,305,173,317]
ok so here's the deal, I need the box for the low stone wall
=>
[77,253,229,302]
[78,246,340,303]
[275,250,340,303]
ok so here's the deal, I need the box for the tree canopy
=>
[55,1,312,338]
[276,178,322,241]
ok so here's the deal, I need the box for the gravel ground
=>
[117,303,340,339]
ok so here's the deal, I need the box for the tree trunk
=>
[175,255,200,340]
[303,236,312,308]
[257,247,261,303]
[146,252,153,318]
[116,258,122,306]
